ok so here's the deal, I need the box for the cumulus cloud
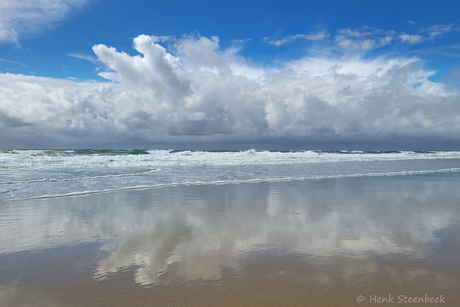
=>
[0,0,89,45]
[1,33,460,148]
[264,32,328,47]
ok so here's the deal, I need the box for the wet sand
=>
[1,173,460,306]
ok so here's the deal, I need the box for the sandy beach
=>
[1,173,460,306]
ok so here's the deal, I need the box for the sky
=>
[1,0,460,150]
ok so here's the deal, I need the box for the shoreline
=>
[3,161,460,203]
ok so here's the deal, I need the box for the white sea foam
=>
[1,149,460,201]
[1,149,460,170]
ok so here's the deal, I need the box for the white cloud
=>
[0,58,29,67]
[150,35,172,43]
[412,44,460,58]
[385,30,397,36]
[0,26,19,46]
[335,28,395,51]
[333,25,455,52]
[378,36,393,46]
[172,34,224,71]
[398,33,426,44]
[232,38,252,44]
[1,34,460,148]
[397,24,454,46]
[68,53,99,64]
[264,32,328,47]
[0,0,89,44]
[427,24,453,40]
[337,28,372,38]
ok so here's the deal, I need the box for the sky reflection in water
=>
[0,174,459,290]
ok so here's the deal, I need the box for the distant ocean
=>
[1,149,460,201]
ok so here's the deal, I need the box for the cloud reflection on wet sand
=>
[1,174,460,306]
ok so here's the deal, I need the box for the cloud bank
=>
[1,33,460,149]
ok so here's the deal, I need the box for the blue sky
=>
[1,0,460,149]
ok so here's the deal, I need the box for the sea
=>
[1,149,460,202]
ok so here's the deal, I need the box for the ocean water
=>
[1,149,460,201]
